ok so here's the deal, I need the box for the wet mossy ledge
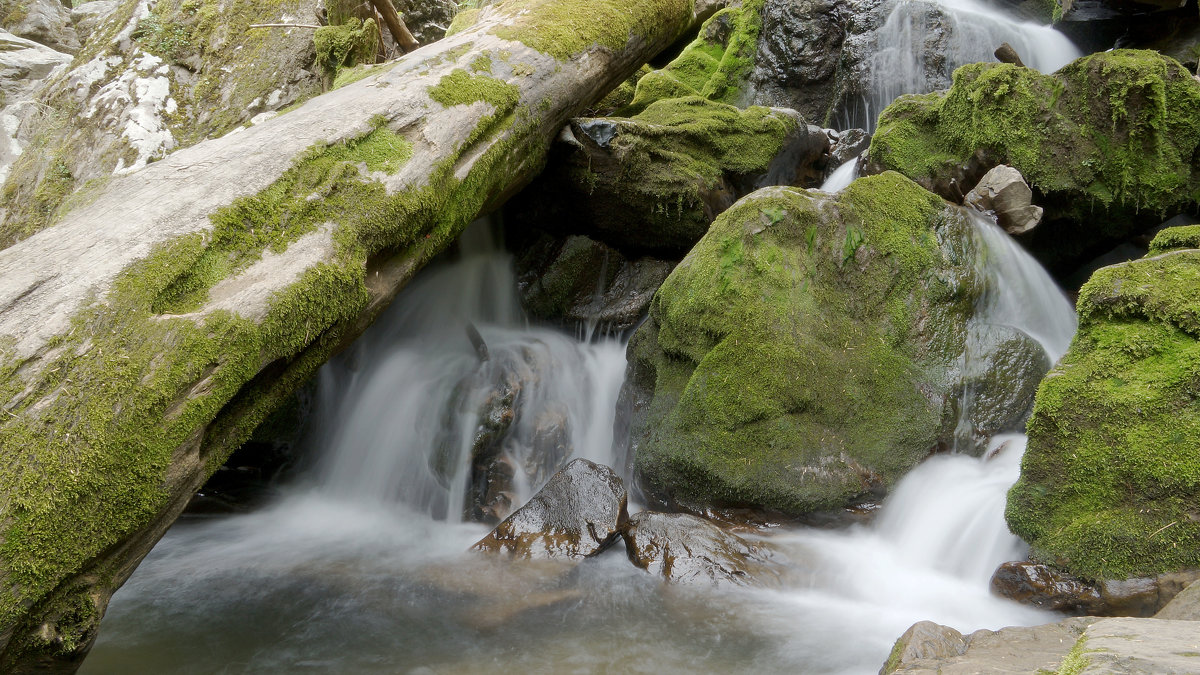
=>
[1008,233,1200,580]
[623,172,986,515]
[0,0,698,667]
[867,50,1200,267]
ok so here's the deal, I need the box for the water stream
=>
[81,1,1085,672]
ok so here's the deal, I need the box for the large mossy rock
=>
[1007,236,1200,580]
[622,172,983,515]
[867,50,1200,272]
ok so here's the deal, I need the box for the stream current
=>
[83,1,1083,672]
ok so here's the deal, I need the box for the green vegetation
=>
[630,173,980,514]
[1054,636,1091,675]
[870,50,1200,231]
[1008,250,1200,579]
[314,18,379,73]
[1149,224,1200,254]
[491,0,690,61]
[623,0,765,115]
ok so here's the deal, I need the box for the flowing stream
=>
[82,2,1084,673]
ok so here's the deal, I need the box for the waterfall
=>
[839,0,1082,130]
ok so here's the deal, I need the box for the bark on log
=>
[0,0,696,669]
[370,0,420,53]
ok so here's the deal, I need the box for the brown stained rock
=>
[881,621,968,674]
[992,561,1200,616]
[473,459,628,559]
[965,165,1043,235]
[884,617,1097,674]
[622,511,778,586]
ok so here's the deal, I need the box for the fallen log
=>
[0,0,696,668]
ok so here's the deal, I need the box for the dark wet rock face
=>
[474,459,628,559]
[622,511,778,586]
[948,327,1050,454]
[991,561,1200,616]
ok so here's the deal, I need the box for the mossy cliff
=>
[868,50,1200,270]
[0,0,699,666]
[1007,229,1200,580]
[623,172,983,515]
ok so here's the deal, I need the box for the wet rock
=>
[993,42,1024,67]
[883,617,1097,674]
[948,326,1050,453]
[474,459,628,559]
[827,127,870,172]
[1,0,78,54]
[392,0,456,45]
[964,165,1042,235]
[622,512,778,586]
[990,561,1105,614]
[750,0,852,124]
[992,561,1200,616]
[512,233,674,334]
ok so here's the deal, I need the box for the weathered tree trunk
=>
[370,0,421,53]
[0,0,696,669]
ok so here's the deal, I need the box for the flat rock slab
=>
[887,617,1096,674]
[473,458,628,559]
[1080,618,1200,674]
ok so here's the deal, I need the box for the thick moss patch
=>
[869,50,1200,231]
[1008,250,1200,579]
[623,0,765,114]
[491,0,690,61]
[314,18,379,73]
[628,172,980,514]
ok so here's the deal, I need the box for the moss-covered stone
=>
[868,50,1200,269]
[509,95,805,254]
[1149,224,1200,255]
[314,17,379,73]
[622,0,765,115]
[625,172,982,514]
[491,0,689,61]
[1008,249,1200,580]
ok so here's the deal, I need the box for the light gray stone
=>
[966,164,1043,235]
[1080,618,1200,675]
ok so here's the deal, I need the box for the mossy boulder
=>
[1007,246,1200,580]
[508,95,826,255]
[622,172,986,515]
[867,50,1200,273]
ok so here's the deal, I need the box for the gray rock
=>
[1,0,78,53]
[965,165,1043,235]
[1079,618,1200,674]
[885,617,1097,674]
[1156,578,1200,621]
[473,459,628,559]
[622,511,778,586]
[392,0,455,46]
[828,127,870,172]
[0,29,71,185]
[949,326,1050,454]
[69,0,117,47]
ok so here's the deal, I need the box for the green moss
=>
[630,173,980,514]
[491,0,690,61]
[1149,224,1200,254]
[870,50,1200,229]
[314,18,379,73]
[1008,251,1200,579]
[623,0,765,114]
[1055,636,1091,675]
[444,7,479,37]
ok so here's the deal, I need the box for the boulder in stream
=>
[474,459,628,559]
[622,511,778,586]
[964,165,1042,236]
[622,173,987,516]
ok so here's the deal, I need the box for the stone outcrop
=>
[1008,222,1200,579]
[622,173,997,516]
[473,459,629,559]
[991,561,1200,616]
[0,0,701,667]
[1,0,79,54]
[0,29,71,186]
[867,50,1200,274]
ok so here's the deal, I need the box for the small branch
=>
[249,22,323,29]
[368,0,420,53]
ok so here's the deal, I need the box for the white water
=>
[820,158,861,193]
[839,0,1082,130]
[85,211,1076,673]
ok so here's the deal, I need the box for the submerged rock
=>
[948,326,1049,454]
[623,173,985,516]
[868,50,1200,274]
[622,511,778,586]
[1007,245,1200,579]
[474,459,628,559]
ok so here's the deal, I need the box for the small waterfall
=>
[309,220,627,520]
[840,0,1081,130]
[819,158,861,193]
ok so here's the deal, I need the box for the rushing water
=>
[84,206,1076,674]
[836,0,1082,130]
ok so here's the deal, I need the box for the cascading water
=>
[83,207,1076,674]
[837,0,1082,130]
